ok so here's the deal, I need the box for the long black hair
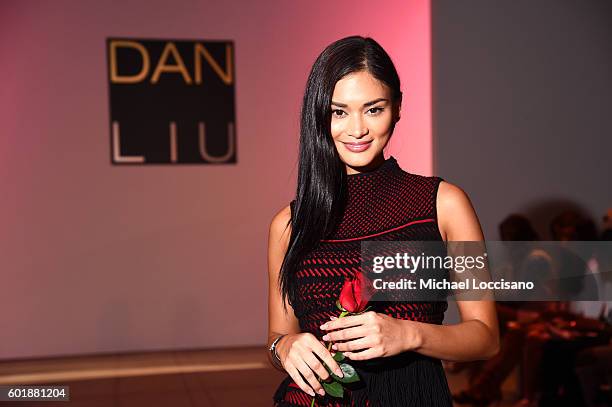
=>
[278,36,403,312]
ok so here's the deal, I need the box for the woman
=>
[267,36,499,407]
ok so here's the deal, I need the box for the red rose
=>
[339,272,374,313]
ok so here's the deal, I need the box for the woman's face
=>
[330,70,399,174]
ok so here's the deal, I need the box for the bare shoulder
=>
[269,204,292,248]
[437,180,472,211]
[436,180,483,241]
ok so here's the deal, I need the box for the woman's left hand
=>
[319,311,422,360]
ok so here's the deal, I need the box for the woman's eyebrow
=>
[331,98,388,108]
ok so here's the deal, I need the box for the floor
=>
[0,347,520,406]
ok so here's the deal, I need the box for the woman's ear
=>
[394,92,403,123]
[395,99,402,122]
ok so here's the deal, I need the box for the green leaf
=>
[322,380,344,398]
[330,362,360,384]
[333,351,345,362]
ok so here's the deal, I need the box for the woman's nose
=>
[348,116,368,138]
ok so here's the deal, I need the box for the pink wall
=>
[0,0,432,360]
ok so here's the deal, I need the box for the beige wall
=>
[0,0,433,360]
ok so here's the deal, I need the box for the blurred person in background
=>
[574,208,612,407]
[454,211,610,407]
[517,211,609,407]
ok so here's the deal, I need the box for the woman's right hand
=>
[275,332,344,397]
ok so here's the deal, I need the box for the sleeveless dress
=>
[273,156,453,407]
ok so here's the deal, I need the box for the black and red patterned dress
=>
[273,156,453,407]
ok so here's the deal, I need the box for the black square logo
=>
[107,38,236,164]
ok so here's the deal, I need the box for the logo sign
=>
[107,38,236,164]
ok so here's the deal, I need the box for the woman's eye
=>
[332,108,383,117]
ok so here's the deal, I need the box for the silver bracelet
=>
[269,334,287,367]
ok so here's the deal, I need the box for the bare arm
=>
[267,205,300,370]
[266,205,344,398]
[403,181,500,361]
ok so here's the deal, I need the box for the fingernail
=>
[331,344,337,350]
[335,368,343,377]
[322,334,329,341]
[320,324,327,330]
[330,316,337,320]
[318,389,325,396]
[308,389,315,397]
